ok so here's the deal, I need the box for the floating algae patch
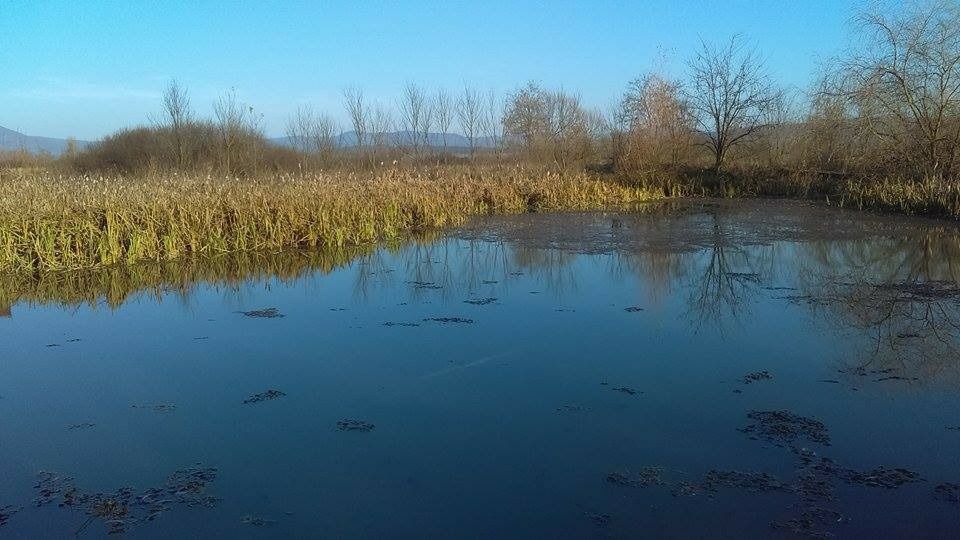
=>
[842,466,923,489]
[34,466,218,535]
[605,410,935,538]
[383,321,420,327]
[623,306,644,312]
[238,308,284,319]
[611,386,639,395]
[242,390,286,404]
[463,297,497,305]
[132,403,176,412]
[934,483,960,505]
[408,281,442,290]
[423,317,475,324]
[739,410,831,447]
[670,481,708,498]
[741,370,773,384]
[555,404,587,414]
[241,514,278,526]
[875,375,920,383]
[583,511,611,527]
[770,506,844,539]
[337,419,375,432]
[0,505,20,527]
[702,470,791,494]
[67,423,96,431]
[606,467,664,488]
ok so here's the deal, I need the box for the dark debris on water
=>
[584,511,611,527]
[408,281,442,290]
[0,505,20,527]
[337,419,375,432]
[603,411,936,539]
[606,467,664,488]
[739,410,831,447]
[383,321,420,327]
[770,506,843,539]
[934,483,960,505]
[131,403,176,412]
[742,370,773,384]
[242,389,286,404]
[702,469,791,493]
[464,297,497,305]
[556,404,587,413]
[238,308,284,318]
[423,317,475,324]
[241,514,278,526]
[34,466,218,535]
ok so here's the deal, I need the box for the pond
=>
[1,199,959,538]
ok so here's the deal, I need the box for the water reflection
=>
[795,233,960,384]
[3,200,959,384]
[3,200,960,537]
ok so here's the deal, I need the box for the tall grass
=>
[627,167,960,220]
[0,166,661,273]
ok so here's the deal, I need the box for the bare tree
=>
[286,105,316,153]
[420,96,434,158]
[503,82,549,156]
[370,101,394,162]
[835,0,960,178]
[504,82,593,168]
[286,105,340,164]
[311,113,339,164]
[214,88,248,175]
[162,79,193,168]
[483,89,507,164]
[343,87,367,152]
[457,85,483,159]
[621,73,694,176]
[398,82,433,159]
[545,88,591,168]
[687,36,780,172]
[434,89,454,150]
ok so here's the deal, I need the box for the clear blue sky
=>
[0,0,877,140]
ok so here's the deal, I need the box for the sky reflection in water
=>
[1,200,959,538]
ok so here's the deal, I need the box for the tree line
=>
[53,1,960,186]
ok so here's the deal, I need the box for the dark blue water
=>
[1,200,959,538]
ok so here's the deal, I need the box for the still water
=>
[1,200,959,538]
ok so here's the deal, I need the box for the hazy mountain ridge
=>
[1,125,493,156]
[0,126,90,155]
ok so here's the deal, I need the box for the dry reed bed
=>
[0,167,661,273]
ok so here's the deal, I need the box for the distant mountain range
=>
[0,126,90,155]
[0,125,494,156]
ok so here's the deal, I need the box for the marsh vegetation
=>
[4,2,960,277]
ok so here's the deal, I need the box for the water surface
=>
[1,200,959,538]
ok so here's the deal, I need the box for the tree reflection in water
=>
[3,200,958,385]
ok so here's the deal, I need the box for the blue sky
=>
[0,0,874,139]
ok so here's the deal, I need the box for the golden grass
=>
[0,166,662,273]
[838,176,960,218]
